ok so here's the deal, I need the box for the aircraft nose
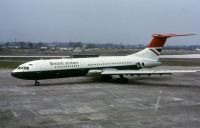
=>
[11,71,24,79]
[11,71,20,78]
[11,71,16,77]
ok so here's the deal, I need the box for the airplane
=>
[11,33,199,86]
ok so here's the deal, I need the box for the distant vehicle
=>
[40,46,48,50]
[11,33,199,86]
[58,47,73,51]
[196,48,200,51]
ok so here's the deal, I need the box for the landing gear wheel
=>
[120,78,128,83]
[35,80,40,86]
[117,75,128,83]
[100,75,112,81]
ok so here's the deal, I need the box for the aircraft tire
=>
[100,75,112,81]
[120,78,128,83]
[117,78,128,83]
[35,81,40,86]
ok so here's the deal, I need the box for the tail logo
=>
[149,48,162,56]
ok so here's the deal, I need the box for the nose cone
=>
[11,71,17,78]
[11,70,22,79]
[11,72,14,77]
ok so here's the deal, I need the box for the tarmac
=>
[1,66,200,128]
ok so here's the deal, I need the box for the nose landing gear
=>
[35,80,40,86]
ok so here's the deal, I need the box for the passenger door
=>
[36,62,41,74]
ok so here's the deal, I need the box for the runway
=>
[0,66,200,128]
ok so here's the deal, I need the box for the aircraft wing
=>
[101,69,200,76]
[160,54,200,59]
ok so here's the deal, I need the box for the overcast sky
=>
[0,0,199,45]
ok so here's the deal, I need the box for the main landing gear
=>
[117,75,128,83]
[34,80,40,86]
[100,75,129,83]
[100,75,112,81]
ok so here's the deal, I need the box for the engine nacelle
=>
[136,60,161,68]
[136,62,145,68]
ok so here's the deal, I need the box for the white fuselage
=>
[11,54,160,80]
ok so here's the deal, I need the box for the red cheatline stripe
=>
[150,49,159,56]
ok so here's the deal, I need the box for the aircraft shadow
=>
[20,76,200,89]
[126,80,200,89]
[21,79,95,87]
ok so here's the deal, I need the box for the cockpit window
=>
[18,66,29,70]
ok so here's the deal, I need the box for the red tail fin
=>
[148,34,195,48]
[133,33,195,60]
